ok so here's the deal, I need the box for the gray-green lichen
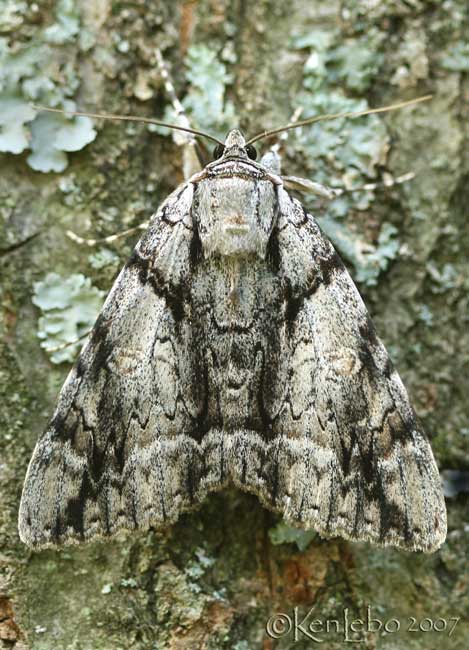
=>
[321,218,400,286]
[1,0,468,648]
[33,272,104,363]
[88,247,120,270]
[268,521,317,552]
[0,1,96,171]
[0,93,35,153]
[156,44,237,140]
[288,25,403,286]
[27,106,96,173]
[42,0,80,45]
[441,42,469,71]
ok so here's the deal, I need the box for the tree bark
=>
[1,1,467,648]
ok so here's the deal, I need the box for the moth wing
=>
[269,188,446,552]
[19,183,203,548]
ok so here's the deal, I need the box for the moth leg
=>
[155,47,206,174]
[332,171,416,195]
[66,50,204,249]
[282,176,337,199]
[264,99,415,201]
[282,171,415,200]
[65,223,149,247]
[258,107,304,175]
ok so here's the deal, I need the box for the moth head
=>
[213,129,257,161]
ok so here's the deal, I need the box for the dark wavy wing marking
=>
[270,187,446,552]
[19,183,201,548]
[19,174,447,554]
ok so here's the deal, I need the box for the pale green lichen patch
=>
[32,273,104,363]
[440,42,469,71]
[0,2,96,170]
[184,547,217,591]
[88,248,120,270]
[184,45,237,135]
[288,27,403,286]
[293,91,388,182]
[293,29,384,93]
[0,0,28,32]
[426,261,463,293]
[155,44,237,140]
[321,218,400,286]
[0,37,42,89]
[43,0,80,45]
[269,521,317,552]
[27,107,96,173]
[0,92,36,153]
[291,30,389,178]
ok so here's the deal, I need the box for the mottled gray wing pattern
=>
[19,183,203,548]
[19,172,446,553]
[266,187,446,552]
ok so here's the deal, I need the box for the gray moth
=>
[19,128,447,553]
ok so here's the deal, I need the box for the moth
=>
[19,97,447,553]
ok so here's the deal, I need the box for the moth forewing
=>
[19,124,446,553]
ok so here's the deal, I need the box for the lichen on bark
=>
[0,1,467,648]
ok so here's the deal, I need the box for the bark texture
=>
[0,1,467,648]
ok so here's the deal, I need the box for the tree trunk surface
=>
[0,1,467,649]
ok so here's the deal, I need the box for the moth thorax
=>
[194,176,277,259]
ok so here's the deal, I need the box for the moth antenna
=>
[246,94,433,145]
[45,329,92,353]
[30,104,224,146]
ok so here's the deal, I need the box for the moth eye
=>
[246,144,257,160]
[213,144,225,159]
